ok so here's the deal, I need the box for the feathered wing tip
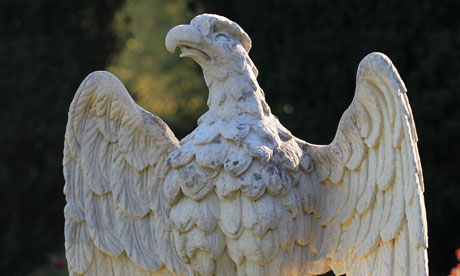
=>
[63,71,187,275]
[300,52,428,276]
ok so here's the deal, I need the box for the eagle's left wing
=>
[301,53,428,275]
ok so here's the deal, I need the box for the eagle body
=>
[165,109,316,275]
[63,14,428,276]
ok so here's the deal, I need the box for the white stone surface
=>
[63,13,428,276]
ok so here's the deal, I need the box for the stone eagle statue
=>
[63,14,428,276]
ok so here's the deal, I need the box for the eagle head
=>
[165,14,257,81]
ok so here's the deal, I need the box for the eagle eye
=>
[215,33,230,42]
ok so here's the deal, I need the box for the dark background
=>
[1,0,459,275]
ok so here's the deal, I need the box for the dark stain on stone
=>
[186,181,195,189]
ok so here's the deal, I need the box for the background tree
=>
[183,1,460,275]
[0,0,126,274]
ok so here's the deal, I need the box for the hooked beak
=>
[165,24,211,63]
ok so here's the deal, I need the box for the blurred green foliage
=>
[0,0,126,274]
[108,0,208,139]
[185,1,460,275]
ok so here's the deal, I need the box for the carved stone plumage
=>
[63,14,428,276]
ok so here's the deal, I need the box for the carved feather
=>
[303,52,427,275]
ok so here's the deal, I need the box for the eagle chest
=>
[163,119,309,205]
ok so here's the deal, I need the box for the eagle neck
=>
[205,64,270,121]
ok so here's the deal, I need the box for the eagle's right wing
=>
[63,71,187,275]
